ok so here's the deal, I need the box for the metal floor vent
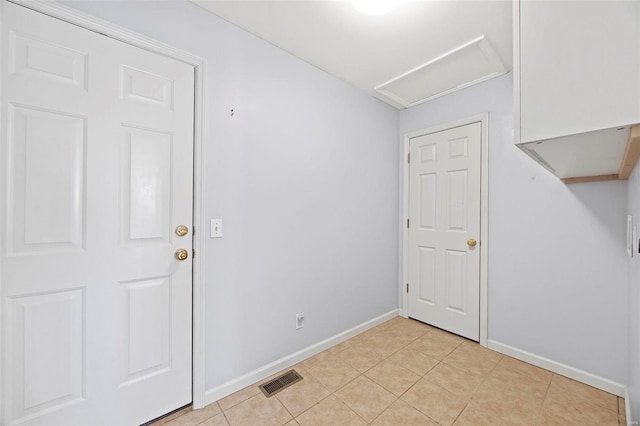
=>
[259,370,302,397]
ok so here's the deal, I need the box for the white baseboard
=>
[488,340,625,397]
[625,387,632,425]
[204,309,400,406]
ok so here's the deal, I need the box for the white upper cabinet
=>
[514,0,640,182]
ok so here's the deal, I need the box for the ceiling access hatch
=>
[375,36,507,108]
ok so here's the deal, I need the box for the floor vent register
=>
[259,369,303,397]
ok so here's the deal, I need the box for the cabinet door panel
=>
[519,1,640,143]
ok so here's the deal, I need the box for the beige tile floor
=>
[160,316,627,426]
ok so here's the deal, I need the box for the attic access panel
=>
[375,36,507,108]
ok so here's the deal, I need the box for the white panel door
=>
[1,3,194,425]
[408,123,481,341]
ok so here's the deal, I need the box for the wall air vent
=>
[374,36,507,108]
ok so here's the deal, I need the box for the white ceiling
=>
[192,0,513,109]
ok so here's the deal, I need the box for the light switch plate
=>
[210,219,223,238]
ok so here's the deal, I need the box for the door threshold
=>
[142,404,192,426]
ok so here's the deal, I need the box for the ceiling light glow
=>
[352,0,400,16]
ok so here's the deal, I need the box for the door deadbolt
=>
[175,225,189,237]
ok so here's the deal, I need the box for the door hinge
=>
[406,218,410,228]
[406,283,409,293]
[192,249,196,258]
[407,153,410,164]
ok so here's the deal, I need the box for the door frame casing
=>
[0,0,208,410]
[400,114,489,347]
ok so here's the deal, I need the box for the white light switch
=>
[210,219,223,238]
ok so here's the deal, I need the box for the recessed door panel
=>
[448,137,468,159]
[8,289,85,421]
[120,66,173,109]
[120,277,171,386]
[121,126,172,243]
[418,247,436,304]
[419,143,436,163]
[445,250,467,313]
[9,31,87,89]
[419,174,436,229]
[447,170,468,231]
[8,105,86,255]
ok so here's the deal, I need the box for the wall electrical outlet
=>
[296,313,304,330]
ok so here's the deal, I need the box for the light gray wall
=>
[61,0,400,390]
[628,164,640,421]
[400,74,629,384]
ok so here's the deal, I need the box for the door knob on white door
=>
[175,249,189,261]
[467,239,477,247]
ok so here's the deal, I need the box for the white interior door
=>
[1,3,194,425]
[407,122,481,341]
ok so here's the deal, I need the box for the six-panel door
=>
[1,3,195,425]
[408,122,481,341]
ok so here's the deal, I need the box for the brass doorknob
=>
[175,225,189,237]
[467,239,477,247]
[175,249,189,261]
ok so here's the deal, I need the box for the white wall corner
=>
[203,309,399,406]
[488,339,626,397]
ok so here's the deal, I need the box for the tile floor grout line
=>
[286,367,332,419]
[221,410,231,426]
[411,401,446,426]
[451,396,474,426]
[538,372,554,412]
[292,391,332,421]
[274,393,296,423]
[336,388,371,425]
[533,377,554,426]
